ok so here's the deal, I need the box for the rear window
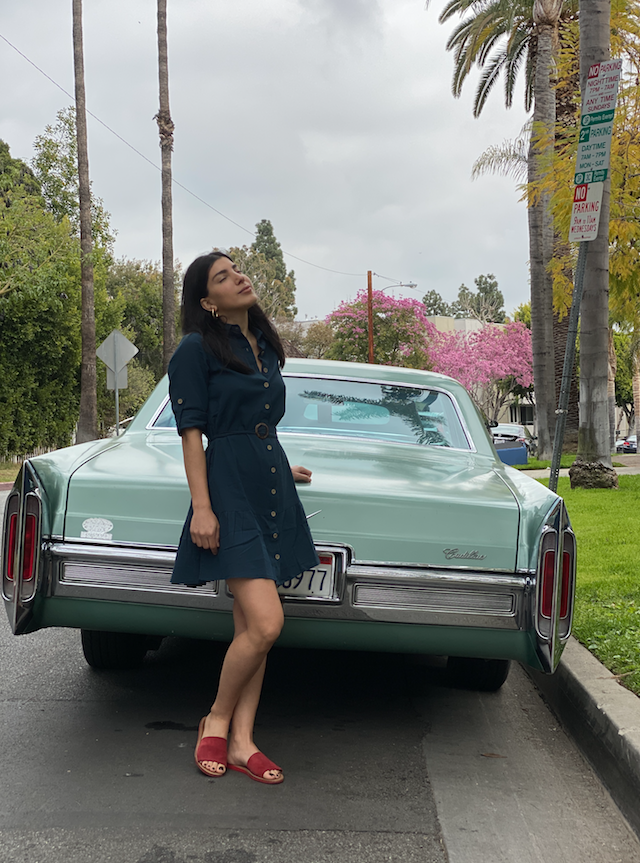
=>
[279,377,471,449]
[151,376,472,450]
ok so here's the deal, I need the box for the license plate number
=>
[278,553,336,599]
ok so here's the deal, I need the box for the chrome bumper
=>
[45,541,532,632]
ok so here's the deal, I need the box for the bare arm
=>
[181,427,219,553]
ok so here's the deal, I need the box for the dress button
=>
[267,444,273,451]
[271,511,276,517]
[273,532,278,539]
[177,398,183,404]
[265,403,270,409]
[271,467,276,473]
[271,488,277,494]
[263,367,268,373]
[275,553,280,560]
[264,382,269,388]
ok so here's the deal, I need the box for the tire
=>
[446,656,511,692]
[81,629,157,670]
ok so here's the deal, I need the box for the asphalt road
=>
[1,491,639,863]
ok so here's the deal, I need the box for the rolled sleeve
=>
[168,333,209,434]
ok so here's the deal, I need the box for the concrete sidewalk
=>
[528,640,640,837]
[523,451,640,836]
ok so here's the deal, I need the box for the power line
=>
[0,31,368,278]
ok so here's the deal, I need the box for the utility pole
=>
[367,271,374,364]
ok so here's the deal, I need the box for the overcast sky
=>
[1,0,530,320]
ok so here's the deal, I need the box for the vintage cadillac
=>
[2,359,575,690]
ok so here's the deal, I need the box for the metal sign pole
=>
[114,334,120,436]
[549,242,588,492]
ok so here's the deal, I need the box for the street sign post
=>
[569,60,622,239]
[551,60,622,493]
[96,330,138,436]
[569,181,605,242]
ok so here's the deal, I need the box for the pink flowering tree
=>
[429,321,533,421]
[326,290,436,368]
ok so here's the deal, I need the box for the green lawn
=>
[517,454,577,470]
[553,476,640,696]
[0,461,20,483]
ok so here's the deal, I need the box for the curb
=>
[0,482,15,491]
[527,636,640,836]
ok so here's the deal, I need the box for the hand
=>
[190,507,220,554]
[291,465,312,483]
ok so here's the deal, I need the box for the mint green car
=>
[2,359,575,690]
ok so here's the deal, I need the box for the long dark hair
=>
[180,251,285,373]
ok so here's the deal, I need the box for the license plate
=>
[278,553,336,599]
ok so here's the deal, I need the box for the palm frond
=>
[474,53,508,116]
[472,125,530,180]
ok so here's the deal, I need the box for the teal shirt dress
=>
[168,327,319,587]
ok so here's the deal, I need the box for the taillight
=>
[319,553,333,567]
[541,549,555,618]
[6,512,17,582]
[22,513,37,581]
[561,551,571,618]
[540,549,572,619]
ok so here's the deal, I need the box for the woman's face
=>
[200,256,258,318]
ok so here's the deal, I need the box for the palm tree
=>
[72,0,97,442]
[156,0,175,373]
[431,0,572,458]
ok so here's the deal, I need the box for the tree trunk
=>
[529,19,557,460]
[569,0,617,488]
[156,0,175,373]
[73,0,97,443]
[607,328,616,450]
[633,359,640,438]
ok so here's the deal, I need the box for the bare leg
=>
[226,602,282,781]
[199,578,283,776]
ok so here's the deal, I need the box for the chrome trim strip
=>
[347,564,525,590]
[351,559,515,574]
[353,584,515,615]
[50,542,176,566]
[146,395,171,430]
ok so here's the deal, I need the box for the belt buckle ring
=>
[255,422,269,439]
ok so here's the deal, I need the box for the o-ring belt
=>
[208,423,275,441]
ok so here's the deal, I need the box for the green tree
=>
[422,289,453,316]
[96,359,157,435]
[0,140,40,207]
[613,330,633,433]
[105,258,177,382]
[451,274,507,322]
[0,148,82,456]
[513,301,532,327]
[251,219,287,282]
[31,106,114,250]
[229,244,297,320]
[304,321,335,359]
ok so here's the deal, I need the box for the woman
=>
[168,251,319,784]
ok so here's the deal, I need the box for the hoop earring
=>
[211,308,219,319]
